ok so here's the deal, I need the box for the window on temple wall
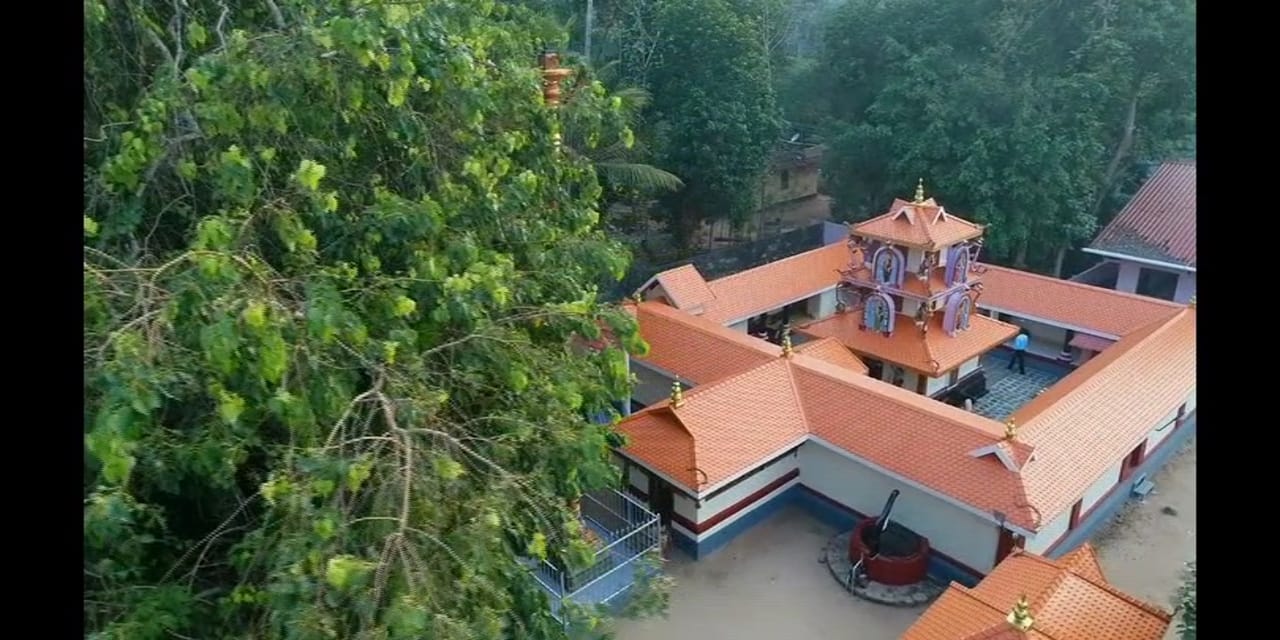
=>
[872,246,905,287]
[863,293,895,333]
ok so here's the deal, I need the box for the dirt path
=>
[1092,437,1196,639]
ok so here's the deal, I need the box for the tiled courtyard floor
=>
[973,350,1072,420]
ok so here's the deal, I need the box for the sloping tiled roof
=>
[648,264,717,311]
[699,242,852,324]
[632,301,781,384]
[902,545,1172,640]
[1010,307,1196,526]
[1089,161,1196,268]
[794,336,870,374]
[851,197,985,250]
[620,303,1194,531]
[799,311,1018,376]
[977,264,1183,338]
[637,242,852,326]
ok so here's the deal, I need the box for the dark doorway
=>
[994,527,1022,565]
[866,358,884,381]
[649,478,674,527]
[1119,441,1146,482]
[1137,268,1178,301]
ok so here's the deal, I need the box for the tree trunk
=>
[1052,245,1067,278]
[584,0,594,64]
[1014,236,1029,269]
[1094,91,1140,214]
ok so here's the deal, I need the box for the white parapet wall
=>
[691,448,801,540]
[1082,460,1123,513]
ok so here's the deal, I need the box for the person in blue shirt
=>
[1008,330,1030,374]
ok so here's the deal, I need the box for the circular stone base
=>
[822,531,946,607]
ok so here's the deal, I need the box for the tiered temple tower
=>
[798,181,1019,398]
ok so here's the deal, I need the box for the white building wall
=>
[959,357,980,377]
[1184,386,1197,414]
[901,298,921,317]
[632,363,677,406]
[900,369,918,392]
[926,374,950,396]
[697,449,799,522]
[728,320,749,333]
[799,442,1001,572]
[807,290,838,321]
[1173,272,1196,304]
[1146,407,1181,451]
[1115,261,1141,294]
[626,463,651,496]
[1082,461,1122,513]
[672,493,697,523]
[1025,509,1071,554]
[906,247,924,273]
[1006,317,1067,358]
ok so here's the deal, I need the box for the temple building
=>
[611,184,1196,587]
[901,543,1172,640]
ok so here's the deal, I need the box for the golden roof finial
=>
[781,329,794,359]
[1004,419,1018,441]
[1007,594,1035,632]
[1187,295,1196,308]
[913,178,926,204]
[671,381,685,409]
[631,292,643,303]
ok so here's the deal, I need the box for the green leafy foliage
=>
[1175,561,1196,639]
[648,0,781,250]
[816,0,1195,270]
[84,1,664,638]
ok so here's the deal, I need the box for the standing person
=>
[1008,329,1030,374]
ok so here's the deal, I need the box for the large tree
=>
[84,1,661,639]
[1175,561,1196,639]
[817,0,1195,272]
[648,0,781,251]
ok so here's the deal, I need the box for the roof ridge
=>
[706,240,848,288]
[977,264,1184,312]
[1014,550,1172,621]
[639,301,782,357]
[946,586,1061,640]
[783,361,813,433]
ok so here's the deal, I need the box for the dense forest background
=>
[84,1,1194,639]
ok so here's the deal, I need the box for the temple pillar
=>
[1058,329,1074,363]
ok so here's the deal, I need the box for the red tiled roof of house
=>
[1089,161,1196,268]
[851,197,985,250]
[976,264,1183,338]
[700,242,852,324]
[799,310,1018,376]
[633,301,782,384]
[1010,307,1196,527]
[902,545,1172,640]
[793,336,870,374]
[645,263,717,311]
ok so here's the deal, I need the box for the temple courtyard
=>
[610,437,1197,640]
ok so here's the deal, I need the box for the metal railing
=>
[531,489,661,620]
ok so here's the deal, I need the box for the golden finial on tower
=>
[781,329,794,358]
[1187,295,1196,308]
[1007,595,1034,632]
[1004,419,1018,441]
[671,381,685,409]
[631,292,643,303]
[913,178,926,204]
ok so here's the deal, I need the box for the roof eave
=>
[1081,247,1195,273]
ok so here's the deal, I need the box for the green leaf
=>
[217,390,246,425]
[346,458,374,492]
[242,301,267,329]
[392,295,416,318]
[387,77,411,107]
[433,456,465,481]
[259,331,287,384]
[325,555,374,591]
[526,532,548,560]
[186,21,208,48]
[293,159,327,191]
[84,216,99,238]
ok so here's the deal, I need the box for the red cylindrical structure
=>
[847,519,931,586]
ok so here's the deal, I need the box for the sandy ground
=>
[612,438,1195,640]
[1093,437,1197,640]
[609,506,921,640]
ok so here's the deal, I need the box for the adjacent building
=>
[1078,161,1196,303]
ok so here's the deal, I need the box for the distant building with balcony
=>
[1075,161,1196,303]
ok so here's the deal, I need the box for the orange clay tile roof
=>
[1089,161,1196,268]
[619,359,810,490]
[799,310,1018,376]
[902,545,1172,640]
[976,264,1183,338]
[646,263,717,311]
[699,242,852,324]
[632,301,781,384]
[851,197,985,250]
[793,337,870,374]
[1008,307,1196,528]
